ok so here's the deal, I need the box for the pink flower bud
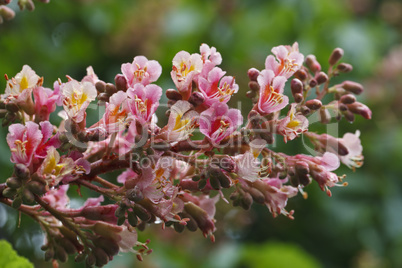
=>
[247,68,260,81]
[329,48,344,66]
[305,55,321,73]
[342,81,364,95]
[291,78,303,94]
[0,6,15,21]
[347,102,372,119]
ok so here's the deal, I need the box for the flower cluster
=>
[0,43,371,267]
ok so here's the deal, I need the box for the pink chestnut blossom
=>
[62,80,97,123]
[35,120,61,158]
[234,139,267,182]
[171,51,203,100]
[3,65,39,97]
[7,121,43,167]
[200,43,222,65]
[42,185,70,210]
[127,83,162,123]
[162,100,198,142]
[102,91,131,133]
[277,104,308,142]
[338,131,363,169]
[257,70,289,115]
[121,56,162,87]
[33,86,60,122]
[265,42,304,79]
[198,66,238,106]
[199,102,243,145]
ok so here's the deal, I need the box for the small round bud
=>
[315,72,328,85]
[97,92,110,102]
[27,180,46,195]
[105,83,117,96]
[5,102,19,113]
[2,187,17,198]
[342,81,363,95]
[114,74,128,92]
[93,247,109,267]
[133,204,151,222]
[248,81,260,92]
[241,192,253,210]
[294,69,308,81]
[336,63,353,73]
[188,92,205,107]
[291,78,303,94]
[305,55,321,73]
[95,81,106,93]
[12,196,22,209]
[6,177,22,189]
[309,79,317,88]
[86,253,96,267]
[127,211,138,227]
[166,89,182,101]
[248,188,265,204]
[174,221,185,233]
[319,108,331,124]
[246,90,256,99]
[305,99,322,110]
[344,110,355,122]
[338,103,348,112]
[44,248,54,262]
[293,93,303,103]
[126,186,144,202]
[340,94,356,104]
[329,48,344,66]
[247,68,260,81]
[301,106,310,116]
[114,206,126,218]
[22,188,35,204]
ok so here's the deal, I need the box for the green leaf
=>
[0,240,34,268]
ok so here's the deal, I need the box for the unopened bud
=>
[340,94,356,104]
[114,206,126,218]
[166,89,182,101]
[27,180,46,195]
[126,186,144,202]
[60,238,77,255]
[295,161,310,175]
[347,102,372,119]
[291,78,303,94]
[174,221,185,233]
[86,253,96,267]
[301,106,310,116]
[94,237,120,258]
[344,110,355,122]
[5,102,19,113]
[248,81,260,91]
[74,253,86,263]
[6,177,22,189]
[188,92,205,107]
[338,103,348,112]
[114,74,128,92]
[305,99,322,110]
[197,179,207,190]
[22,188,35,204]
[342,81,363,95]
[309,79,318,88]
[44,248,54,262]
[93,247,109,267]
[95,81,106,93]
[294,69,308,81]
[133,204,151,222]
[315,72,328,85]
[329,48,344,66]
[241,192,253,210]
[248,68,259,81]
[12,196,22,209]
[247,187,265,204]
[97,92,110,102]
[336,63,353,73]
[293,93,303,103]
[2,187,17,198]
[0,6,15,21]
[127,211,138,227]
[305,55,321,73]
[105,83,117,96]
[246,90,257,99]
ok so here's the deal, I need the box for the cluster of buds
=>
[0,43,371,267]
[0,0,50,23]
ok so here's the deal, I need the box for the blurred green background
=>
[1,0,401,267]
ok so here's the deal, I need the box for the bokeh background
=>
[0,0,402,267]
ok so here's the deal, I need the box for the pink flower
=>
[164,100,198,142]
[33,86,59,122]
[102,91,131,133]
[4,65,39,97]
[81,66,99,85]
[121,56,162,87]
[128,83,162,123]
[277,104,308,142]
[35,121,61,158]
[259,178,298,218]
[171,51,203,100]
[265,42,304,79]
[62,80,97,123]
[42,185,70,210]
[200,43,222,65]
[234,139,267,182]
[257,70,289,115]
[7,121,43,166]
[198,66,238,106]
[199,103,243,144]
[339,131,364,169]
